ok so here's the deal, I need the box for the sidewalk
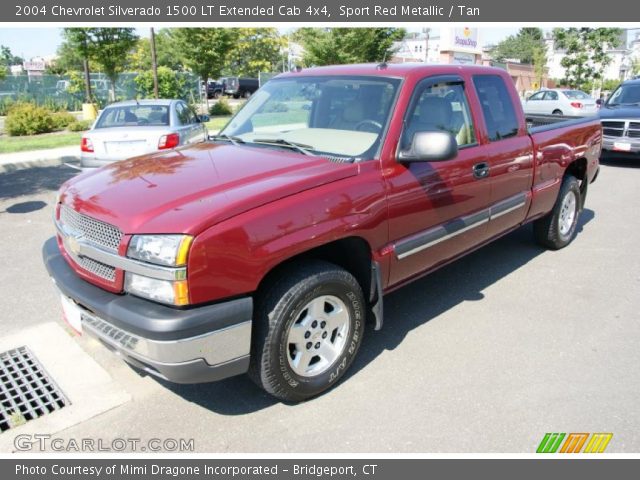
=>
[0,146,80,173]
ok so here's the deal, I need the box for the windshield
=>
[606,83,640,106]
[563,90,591,100]
[96,105,170,128]
[220,76,401,159]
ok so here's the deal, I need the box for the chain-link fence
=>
[0,72,201,115]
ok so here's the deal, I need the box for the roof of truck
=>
[275,62,507,79]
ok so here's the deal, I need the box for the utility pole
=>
[150,27,159,99]
[423,28,431,62]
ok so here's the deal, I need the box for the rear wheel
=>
[213,91,221,99]
[534,175,581,249]
[552,109,563,116]
[243,90,252,99]
[249,261,366,402]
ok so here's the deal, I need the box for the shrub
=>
[68,119,93,132]
[209,98,233,116]
[52,111,76,130]
[134,67,188,100]
[5,103,56,136]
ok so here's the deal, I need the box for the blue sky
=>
[0,27,521,60]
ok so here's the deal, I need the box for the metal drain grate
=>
[0,346,68,432]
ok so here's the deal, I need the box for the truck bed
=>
[526,114,600,133]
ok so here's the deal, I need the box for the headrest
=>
[418,96,452,128]
[342,101,365,123]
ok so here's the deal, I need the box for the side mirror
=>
[198,114,210,123]
[398,131,458,163]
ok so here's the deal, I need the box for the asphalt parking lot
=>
[0,158,638,453]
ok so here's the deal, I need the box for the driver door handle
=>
[473,162,490,180]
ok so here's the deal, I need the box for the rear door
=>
[471,74,534,238]
[386,75,493,285]
[543,90,561,114]
[175,102,204,144]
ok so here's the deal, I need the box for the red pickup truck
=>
[44,64,601,401]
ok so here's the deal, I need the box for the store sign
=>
[23,60,45,71]
[452,52,476,65]
[454,27,479,49]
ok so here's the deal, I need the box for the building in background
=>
[391,28,483,65]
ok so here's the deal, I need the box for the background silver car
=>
[522,88,598,117]
[80,99,208,168]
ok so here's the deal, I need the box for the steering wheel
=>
[355,119,383,133]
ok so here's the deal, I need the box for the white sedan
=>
[522,89,598,117]
[80,99,209,168]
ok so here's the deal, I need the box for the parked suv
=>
[221,76,259,98]
[598,77,640,158]
[204,80,225,99]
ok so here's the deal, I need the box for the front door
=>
[385,75,493,286]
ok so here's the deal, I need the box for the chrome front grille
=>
[601,121,625,137]
[59,205,123,252]
[629,122,640,138]
[76,256,116,282]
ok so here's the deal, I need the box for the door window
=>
[176,102,196,125]
[401,82,476,150]
[473,75,520,142]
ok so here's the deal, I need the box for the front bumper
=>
[602,135,640,155]
[43,237,252,383]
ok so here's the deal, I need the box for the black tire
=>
[243,90,252,99]
[213,91,221,99]
[552,109,563,116]
[249,261,366,402]
[534,175,581,249]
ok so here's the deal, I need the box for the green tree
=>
[552,28,623,90]
[532,46,547,88]
[134,66,189,99]
[490,28,545,64]
[225,28,284,77]
[1,45,23,79]
[294,28,406,66]
[128,29,185,71]
[172,28,235,107]
[87,28,138,101]
[61,28,94,102]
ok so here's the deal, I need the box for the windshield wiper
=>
[210,134,246,145]
[252,138,315,156]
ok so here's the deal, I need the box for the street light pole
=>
[150,27,159,99]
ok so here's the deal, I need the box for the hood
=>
[60,142,358,234]
[598,105,640,120]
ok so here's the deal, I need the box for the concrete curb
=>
[0,147,80,174]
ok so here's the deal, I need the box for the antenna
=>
[377,51,388,69]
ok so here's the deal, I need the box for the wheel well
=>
[566,157,588,207]
[566,157,587,182]
[257,237,373,302]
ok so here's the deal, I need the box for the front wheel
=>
[534,175,581,249]
[249,261,366,402]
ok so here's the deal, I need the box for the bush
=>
[67,119,93,132]
[52,111,76,130]
[134,67,189,99]
[209,98,233,116]
[5,103,56,136]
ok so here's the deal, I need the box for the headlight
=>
[125,273,189,306]
[127,235,193,266]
